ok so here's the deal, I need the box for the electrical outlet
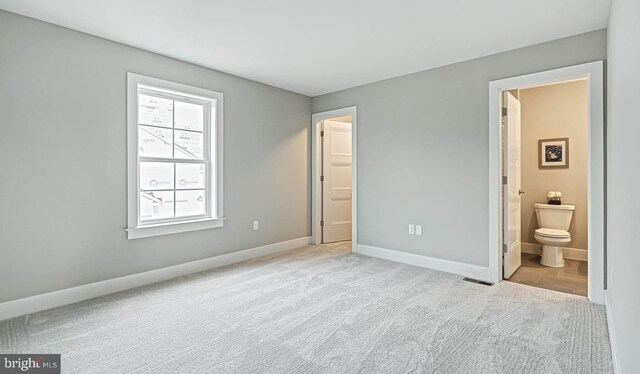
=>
[408,224,415,235]
[415,225,422,236]
[253,220,259,231]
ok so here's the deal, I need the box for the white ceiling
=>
[0,0,610,96]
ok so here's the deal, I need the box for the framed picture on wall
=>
[539,138,569,169]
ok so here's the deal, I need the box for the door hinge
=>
[320,220,324,227]
[502,176,507,185]
[502,243,508,253]
[320,130,324,137]
[320,175,324,182]
[502,107,508,116]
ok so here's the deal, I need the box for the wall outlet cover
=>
[415,225,422,236]
[408,224,415,235]
[253,221,259,231]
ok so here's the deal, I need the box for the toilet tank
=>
[534,204,575,230]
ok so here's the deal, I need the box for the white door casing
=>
[488,61,604,303]
[322,120,352,243]
[503,92,522,278]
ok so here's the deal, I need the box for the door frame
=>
[488,61,604,304]
[311,106,357,250]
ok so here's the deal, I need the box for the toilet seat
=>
[535,228,570,238]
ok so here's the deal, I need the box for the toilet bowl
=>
[534,228,571,267]
[534,204,575,268]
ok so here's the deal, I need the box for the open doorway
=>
[489,61,604,304]
[502,80,589,296]
[311,107,357,250]
[321,117,352,243]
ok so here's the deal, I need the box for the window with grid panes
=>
[127,74,223,239]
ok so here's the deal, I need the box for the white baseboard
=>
[604,292,621,374]
[521,242,588,262]
[357,244,491,283]
[0,236,311,322]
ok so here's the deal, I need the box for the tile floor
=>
[507,253,588,296]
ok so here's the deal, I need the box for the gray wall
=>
[606,0,640,372]
[312,30,606,267]
[0,11,311,303]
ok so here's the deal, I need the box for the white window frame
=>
[126,73,224,239]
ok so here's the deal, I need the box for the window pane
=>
[138,126,173,158]
[174,101,204,131]
[140,162,174,190]
[174,130,204,159]
[175,190,206,217]
[140,191,174,221]
[176,163,206,189]
[138,94,173,128]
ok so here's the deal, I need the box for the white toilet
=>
[534,203,575,267]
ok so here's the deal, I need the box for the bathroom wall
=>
[519,80,589,253]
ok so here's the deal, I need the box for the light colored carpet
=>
[0,242,613,373]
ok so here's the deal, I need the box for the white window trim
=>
[126,73,224,239]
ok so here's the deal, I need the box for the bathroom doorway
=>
[488,62,605,303]
[311,107,357,249]
[503,81,589,296]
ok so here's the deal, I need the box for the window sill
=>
[126,217,225,240]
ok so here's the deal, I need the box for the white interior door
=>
[503,92,522,278]
[322,120,352,243]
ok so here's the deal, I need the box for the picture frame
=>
[538,137,569,169]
